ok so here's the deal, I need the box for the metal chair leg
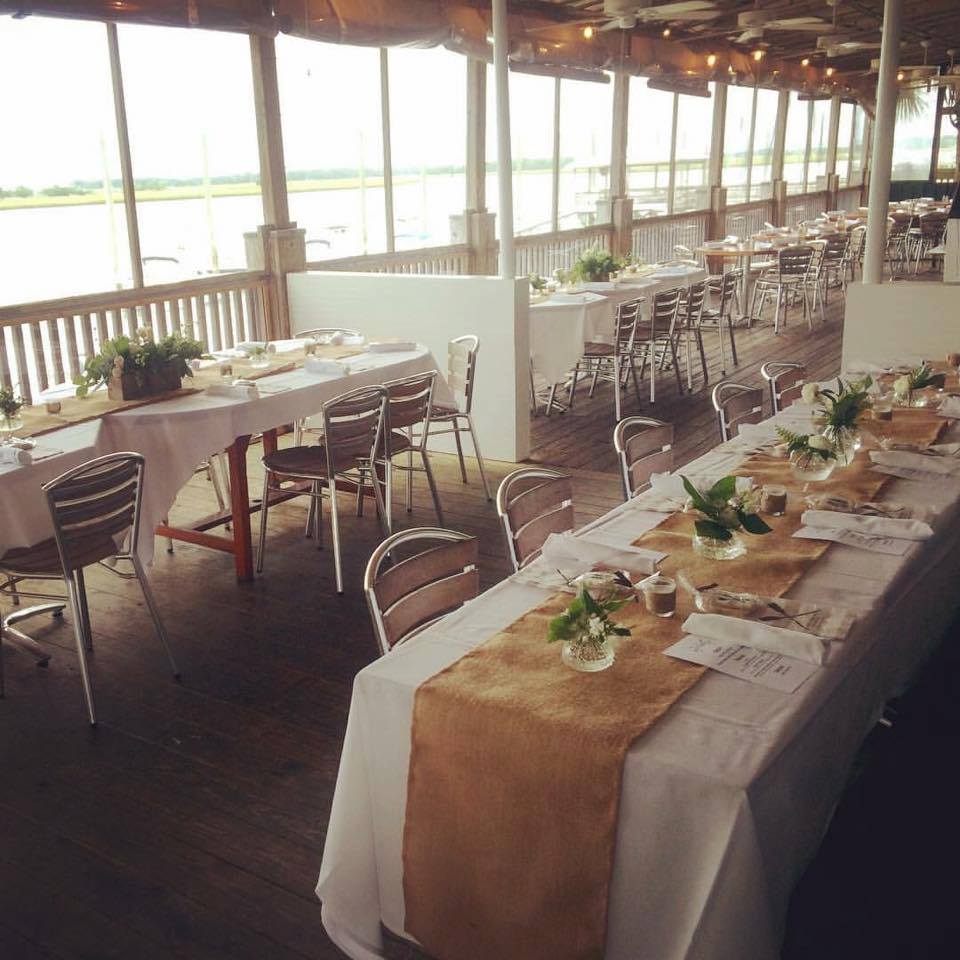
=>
[256,470,271,573]
[466,415,493,501]
[305,482,317,537]
[328,478,344,594]
[66,574,96,725]
[405,427,414,512]
[567,365,580,408]
[421,450,445,525]
[452,427,467,483]
[129,554,180,680]
[668,338,684,395]
[726,315,738,366]
[74,568,93,652]
[695,329,709,387]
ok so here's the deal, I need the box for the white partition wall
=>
[842,281,960,369]
[287,271,530,462]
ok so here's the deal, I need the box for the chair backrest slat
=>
[364,528,479,655]
[761,361,806,414]
[613,416,674,499]
[447,335,479,414]
[322,384,388,476]
[496,468,575,571]
[385,371,436,430]
[712,381,764,442]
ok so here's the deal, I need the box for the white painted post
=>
[863,0,903,284]
[492,0,515,278]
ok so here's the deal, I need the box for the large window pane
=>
[848,106,866,186]
[119,25,262,282]
[750,89,778,201]
[510,72,556,235]
[937,107,959,180]
[0,17,130,303]
[673,91,712,212]
[389,47,466,250]
[784,93,810,195]
[278,38,385,260]
[892,88,938,180]
[836,102,854,184]
[807,99,831,191]
[722,86,754,204]
[627,83,674,217]
[558,77,613,227]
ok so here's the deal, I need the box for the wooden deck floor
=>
[1,290,955,960]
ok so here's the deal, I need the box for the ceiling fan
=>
[817,35,881,58]
[563,0,721,33]
[733,1,835,45]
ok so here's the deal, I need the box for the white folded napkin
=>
[205,382,258,400]
[304,356,347,376]
[650,472,754,499]
[682,612,829,665]
[870,449,960,477]
[0,446,32,466]
[366,339,417,353]
[801,509,933,541]
[540,532,664,580]
[844,360,890,376]
[938,396,960,419]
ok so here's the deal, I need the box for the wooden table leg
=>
[227,435,254,581]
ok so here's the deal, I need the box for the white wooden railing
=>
[836,186,864,212]
[307,243,473,276]
[631,210,711,262]
[723,199,776,240]
[513,225,613,277]
[0,271,270,405]
[784,191,831,225]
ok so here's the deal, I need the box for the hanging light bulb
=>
[752,49,765,62]
[801,58,810,67]
[662,27,671,38]
[582,25,595,40]
[706,53,717,68]
[825,66,835,77]
[897,70,905,81]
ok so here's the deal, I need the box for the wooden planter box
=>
[107,363,183,401]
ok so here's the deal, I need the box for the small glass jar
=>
[561,636,615,673]
[641,575,677,618]
[45,400,62,415]
[761,484,788,517]
[790,451,836,482]
[218,360,234,380]
[692,531,746,561]
[821,425,861,466]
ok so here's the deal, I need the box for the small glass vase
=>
[692,531,746,561]
[0,416,24,442]
[894,389,931,409]
[821,424,861,466]
[561,636,615,673]
[789,451,836,483]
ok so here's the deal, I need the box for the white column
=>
[380,49,396,253]
[492,0,514,278]
[863,0,903,284]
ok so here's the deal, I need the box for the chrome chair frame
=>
[700,269,740,377]
[760,361,806,415]
[749,245,815,334]
[496,467,574,573]
[711,381,764,443]
[635,287,684,404]
[363,527,479,656]
[613,416,674,500]
[677,281,709,392]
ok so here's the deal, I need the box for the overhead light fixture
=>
[583,25,595,40]
[897,70,905,81]
[706,53,718,68]
[662,28,671,38]
[752,49,765,62]
[801,58,810,67]
[825,66,835,77]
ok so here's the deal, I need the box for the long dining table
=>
[316,383,960,960]
[0,343,449,580]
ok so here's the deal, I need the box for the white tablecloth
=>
[316,407,960,960]
[528,268,707,385]
[0,345,448,565]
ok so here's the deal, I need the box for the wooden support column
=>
[771,90,790,226]
[463,57,497,275]
[707,82,727,240]
[248,35,304,338]
[492,0,515,278]
[106,23,143,288]
[610,72,632,253]
[551,78,561,233]
[825,95,842,207]
[380,49,396,253]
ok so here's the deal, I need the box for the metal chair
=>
[293,327,364,445]
[910,212,948,273]
[378,372,444,527]
[635,287,684,404]
[749,245,815,334]
[567,297,642,421]
[363,527,479,656]
[0,452,179,724]
[676,281,709,391]
[613,417,674,500]
[257,384,389,593]
[496,467,574,572]
[424,335,491,501]
[760,361,806,414]
[700,269,740,377]
[842,225,866,281]
[886,213,912,274]
[711,381,764,443]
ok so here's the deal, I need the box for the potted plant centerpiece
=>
[74,328,206,401]
[681,475,772,560]
[892,363,945,408]
[548,581,633,672]
[569,248,625,284]
[776,426,838,482]
[802,376,873,466]
[0,385,25,437]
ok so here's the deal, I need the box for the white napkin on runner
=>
[304,356,347,376]
[870,449,960,477]
[801,509,933,541]
[366,340,417,353]
[205,382,258,400]
[937,396,960,419]
[0,446,32,466]
[683,612,829,665]
[540,532,665,580]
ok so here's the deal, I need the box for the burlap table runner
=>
[16,344,365,438]
[403,405,946,960]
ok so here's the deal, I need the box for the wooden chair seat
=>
[430,401,461,419]
[262,445,332,480]
[1,534,118,577]
[583,341,615,357]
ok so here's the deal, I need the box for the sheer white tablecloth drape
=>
[0,346,447,565]
[316,410,960,960]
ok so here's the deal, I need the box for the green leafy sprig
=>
[0,385,25,420]
[681,475,773,543]
[811,376,873,431]
[569,248,625,283]
[547,586,632,647]
[905,364,944,391]
[775,425,838,463]
[528,273,547,292]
